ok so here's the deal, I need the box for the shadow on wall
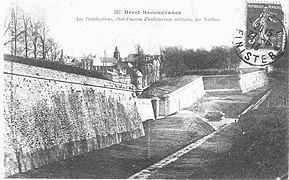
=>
[4,65,144,177]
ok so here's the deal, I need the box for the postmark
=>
[234,2,287,66]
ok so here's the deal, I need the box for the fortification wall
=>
[239,70,268,93]
[4,59,144,177]
[203,75,240,90]
[159,77,205,116]
[136,99,155,121]
[203,69,268,94]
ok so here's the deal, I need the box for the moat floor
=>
[9,84,285,179]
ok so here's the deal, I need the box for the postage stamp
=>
[234,2,287,66]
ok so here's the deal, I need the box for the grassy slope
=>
[140,75,200,98]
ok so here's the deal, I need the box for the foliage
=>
[134,44,160,87]
[4,4,61,61]
[272,47,288,70]
[160,46,188,77]
[135,44,146,71]
[160,46,241,78]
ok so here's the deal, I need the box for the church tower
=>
[113,46,120,60]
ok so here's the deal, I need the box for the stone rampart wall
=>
[4,60,144,177]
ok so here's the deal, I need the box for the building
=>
[123,53,161,88]
[113,46,121,60]
[124,54,138,65]
[60,47,160,95]
[94,57,118,72]
[62,56,81,67]
[105,69,131,84]
[81,58,94,71]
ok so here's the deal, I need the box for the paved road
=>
[9,84,271,179]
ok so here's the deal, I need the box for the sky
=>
[3,0,289,58]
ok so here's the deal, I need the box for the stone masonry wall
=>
[136,98,155,121]
[239,70,268,93]
[4,60,144,177]
[159,77,205,116]
[202,75,240,90]
[202,70,268,94]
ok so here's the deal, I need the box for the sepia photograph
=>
[2,0,288,179]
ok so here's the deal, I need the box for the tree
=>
[19,11,31,58]
[272,48,288,70]
[4,5,23,56]
[209,46,229,69]
[46,38,60,61]
[228,47,242,69]
[4,3,62,62]
[29,20,41,59]
[30,21,38,59]
[135,44,145,71]
[183,48,210,69]
[160,46,241,77]
[38,20,49,60]
[159,47,164,79]
[161,46,188,77]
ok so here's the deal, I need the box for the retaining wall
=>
[136,98,155,121]
[239,70,268,93]
[159,77,205,116]
[203,75,240,90]
[203,69,268,94]
[4,58,144,177]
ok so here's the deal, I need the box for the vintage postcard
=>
[2,0,288,179]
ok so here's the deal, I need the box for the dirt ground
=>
[8,72,287,179]
[148,71,288,179]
